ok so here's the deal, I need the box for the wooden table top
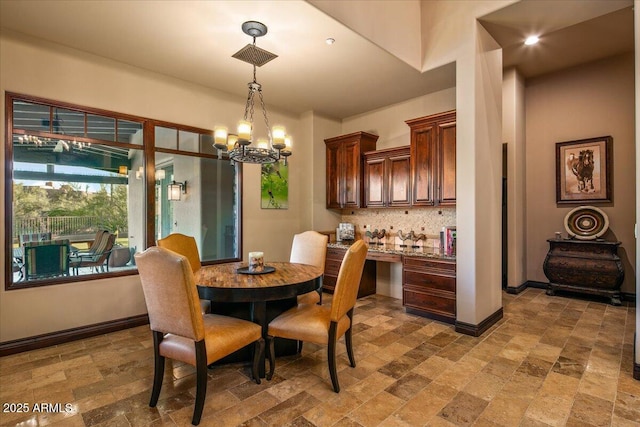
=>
[195,261,323,303]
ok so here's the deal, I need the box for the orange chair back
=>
[330,240,367,322]
[157,233,202,273]
[135,247,204,341]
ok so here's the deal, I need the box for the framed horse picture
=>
[556,136,612,204]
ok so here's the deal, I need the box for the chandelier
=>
[213,21,292,165]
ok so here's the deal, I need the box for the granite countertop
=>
[328,240,455,261]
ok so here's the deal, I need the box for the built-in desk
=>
[326,241,456,323]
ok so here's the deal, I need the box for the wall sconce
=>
[168,180,187,201]
[135,166,144,180]
[118,165,128,175]
[155,169,166,180]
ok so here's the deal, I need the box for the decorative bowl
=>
[564,205,609,240]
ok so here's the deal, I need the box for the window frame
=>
[4,92,242,290]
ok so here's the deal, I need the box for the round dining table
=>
[195,261,323,376]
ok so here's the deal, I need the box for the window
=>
[153,125,240,262]
[5,93,241,289]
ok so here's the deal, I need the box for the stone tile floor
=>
[0,288,638,426]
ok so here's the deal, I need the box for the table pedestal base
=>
[209,299,299,377]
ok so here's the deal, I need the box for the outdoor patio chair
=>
[19,232,52,246]
[70,233,116,274]
[23,239,70,280]
[72,229,110,255]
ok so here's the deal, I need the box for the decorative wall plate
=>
[564,206,609,240]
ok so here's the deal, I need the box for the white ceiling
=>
[0,1,635,120]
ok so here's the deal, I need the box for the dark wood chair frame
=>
[150,330,264,425]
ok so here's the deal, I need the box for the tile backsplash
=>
[338,207,456,249]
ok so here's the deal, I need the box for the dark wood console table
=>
[543,239,624,305]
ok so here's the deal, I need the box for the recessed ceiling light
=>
[325,37,335,45]
[524,35,540,46]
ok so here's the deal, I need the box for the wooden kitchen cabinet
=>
[324,246,376,298]
[402,256,456,324]
[325,132,378,209]
[405,110,456,206]
[363,146,411,208]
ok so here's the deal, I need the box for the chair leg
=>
[328,322,340,393]
[252,338,264,384]
[192,340,208,426]
[266,335,276,381]
[150,331,165,407]
[346,309,356,367]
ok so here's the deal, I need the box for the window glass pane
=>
[87,114,116,141]
[200,134,216,155]
[155,152,238,261]
[117,119,143,144]
[53,108,85,137]
[155,126,177,150]
[11,134,143,283]
[13,100,50,132]
[178,130,199,153]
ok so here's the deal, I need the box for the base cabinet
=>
[543,239,624,305]
[324,246,376,298]
[402,256,456,324]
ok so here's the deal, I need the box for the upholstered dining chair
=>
[289,231,328,306]
[135,247,264,426]
[266,239,367,392]
[157,233,210,315]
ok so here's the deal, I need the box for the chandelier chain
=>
[259,90,272,143]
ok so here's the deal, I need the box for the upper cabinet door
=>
[342,139,362,208]
[409,123,436,206]
[388,150,411,207]
[364,154,386,208]
[438,120,457,205]
[325,140,343,209]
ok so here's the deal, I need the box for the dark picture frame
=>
[556,136,612,204]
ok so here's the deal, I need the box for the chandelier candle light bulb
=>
[272,125,286,149]
[214,126,229,150]
[237,120,252,142]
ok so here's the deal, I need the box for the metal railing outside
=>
[13,216,112,241]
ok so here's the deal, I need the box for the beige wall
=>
[0,30,308,341]
[503,68,527,289]
[634,0,639,368]
[525,52,636,294]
